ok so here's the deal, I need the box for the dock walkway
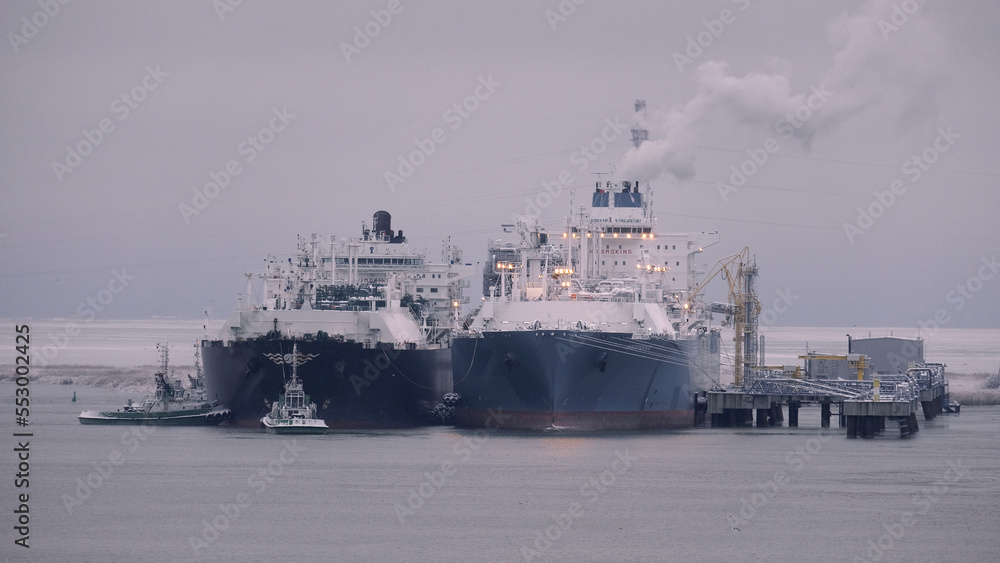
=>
[706,365,953,438]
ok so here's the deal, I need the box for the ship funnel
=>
[373,210,393,241]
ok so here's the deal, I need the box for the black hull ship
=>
[452,178,725,430]
[201,212,473,428]
[203,338,451,428]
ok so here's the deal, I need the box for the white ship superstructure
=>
[454,179,725,430]
[476,179,721,344]
[219,211,474,345]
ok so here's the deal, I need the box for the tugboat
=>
[261,344,329,434]
[79,344,231,425]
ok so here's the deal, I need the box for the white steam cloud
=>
[619,0,950,182]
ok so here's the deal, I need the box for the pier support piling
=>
[756,408,769,428]
[788,402,799,427]
[861,416,875,439]
[768,404,782,426]
[896,416,912,437]
[821,403,832,428]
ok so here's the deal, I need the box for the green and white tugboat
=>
[79,344,231,425]
[261,344,329,434]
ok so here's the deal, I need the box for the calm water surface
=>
[2,382,998,562]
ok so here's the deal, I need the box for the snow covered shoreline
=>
[0,364,197,395]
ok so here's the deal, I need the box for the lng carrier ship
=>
[451,179,724,430]
[201,212,474,428]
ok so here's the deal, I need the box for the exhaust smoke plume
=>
[619,0,950,182]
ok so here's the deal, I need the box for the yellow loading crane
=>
[687,246,760,386]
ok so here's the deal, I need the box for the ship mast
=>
[631,99,648,149]
[630,99,653,221]
[157,342,169,375]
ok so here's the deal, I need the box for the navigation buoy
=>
[72,391,77,402]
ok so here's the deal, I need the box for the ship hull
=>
[263,427,328,435]
[201,339,451,428]
[78,408,229,426]
[261,419,329,435]
[452,330,715,430]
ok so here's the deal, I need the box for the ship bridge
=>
[586,180,650,229]
[560,180,718,287]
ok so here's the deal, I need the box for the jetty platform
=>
[705,364,954,439]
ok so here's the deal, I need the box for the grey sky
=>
[2,0,998,328]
